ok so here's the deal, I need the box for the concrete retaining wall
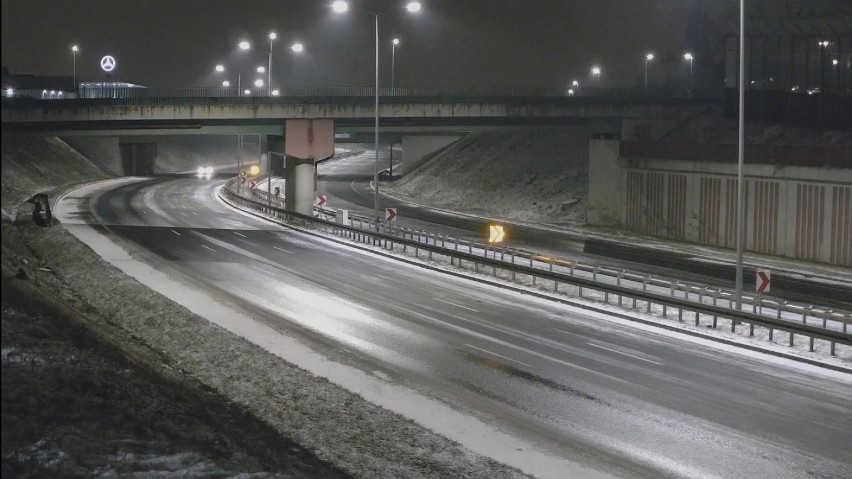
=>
[588,139,852,266]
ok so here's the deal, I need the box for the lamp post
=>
[591,66,601,88]
[818,40,829,92]
[684,52,694,98]
[268,32,276,95]
[391,38,400,89]
[332,0,422,222]
[71,45,79,97]
[735,0,746,309]
[644,53,654,94]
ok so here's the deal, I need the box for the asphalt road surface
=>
[58,176,852,479]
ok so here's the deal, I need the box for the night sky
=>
[0,0,768,90]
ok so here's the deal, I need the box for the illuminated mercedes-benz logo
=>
[100,55,116,72]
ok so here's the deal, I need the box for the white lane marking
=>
[250,265,269,273]
[375,274,392,281]
[586,343,663,366]
[465,343,531,367]
[191,211,198,215]
[170,229,182,236]
[338,299,371,312]
[201,244,216,252]
[273,246,292,254]
[434,298,479,312]
[233,231,247,238]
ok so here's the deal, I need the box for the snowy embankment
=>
[2,135,541,478]
[386,127,590,225]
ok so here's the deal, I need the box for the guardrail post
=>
[663,304,667,318]
[768,327,773,341]
[778,301,786,319]
[802,306,811,325]
[749,323,754,336]
[808,336,814,352]
[830,341,836,356]
[789,332,794,347]
[824,310,831,329]
[678,307,683,322]
[593,266,598,282]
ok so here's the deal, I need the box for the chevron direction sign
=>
[488,224,505,243]
[756,269,770,294]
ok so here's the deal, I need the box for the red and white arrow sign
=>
[316,195,327,208]
[756,269,771,294]
[249,180,257,189]
[385,207,397,222]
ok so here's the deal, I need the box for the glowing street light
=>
[644,53,654,93]
[222,80,230,87]
[332,0,423,222]
[243,89,251,95]
[391,38,400,88]
[267,32,276,94]
[271,89,280,96]
[71,45,79,96]
[684,52,695,98]
[254,79,264,88]
[215,64,225,72]
[591,66,601,87]
[256,66,266,73]
[6,87,14,97]
[239,40,251,50]
[571,80,579,87]
[291,43,304,53]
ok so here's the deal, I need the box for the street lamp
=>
[571,80,579,87]
[735,0,745,309]
[268,32,276,95]
[683,52,694,98]
[818,40,830,92]
[291,43,304,53]
[222,80,230,87]
[391,38,400,89]
[71,45,79,96]
[644,53,654,93]
[591,66,601,88]
[332,0,422,222]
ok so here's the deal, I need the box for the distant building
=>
[1,66,73,98]
[79,82,146,99]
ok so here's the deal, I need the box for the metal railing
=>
[220,182,852,357]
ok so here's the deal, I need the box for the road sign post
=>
[385,207,397,222]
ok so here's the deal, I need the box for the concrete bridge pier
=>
[283,119,334,216]
[119,142,157,175]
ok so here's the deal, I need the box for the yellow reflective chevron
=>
[488,225,505,243]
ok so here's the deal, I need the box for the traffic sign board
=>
[488,224,505,243]
[249,180,257,189]
[316,195,327,208]
[756,269,771,293]
[385,207,397,222]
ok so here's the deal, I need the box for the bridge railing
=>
[8,85,723,106]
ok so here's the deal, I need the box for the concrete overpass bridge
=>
[1,88,718,215]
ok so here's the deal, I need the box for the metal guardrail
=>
[222,181,852,356]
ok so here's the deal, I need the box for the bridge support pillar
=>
[119,142,158,175]
[283,119,334,216]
